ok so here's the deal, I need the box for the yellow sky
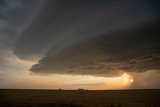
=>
[0,51,134,90]
[0,69,134,90]
[1,51,159,89]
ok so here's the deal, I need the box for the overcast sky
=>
[0,0,160,89]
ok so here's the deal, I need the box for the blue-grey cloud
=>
[14,0,160,60]
[11,0,160,76]
[0,0,43,71]
[30,21,160,76]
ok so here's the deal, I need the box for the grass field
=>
[0,89,160,107]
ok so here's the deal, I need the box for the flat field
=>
[0,89,160,107]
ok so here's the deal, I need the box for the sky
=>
[0,0,160,90]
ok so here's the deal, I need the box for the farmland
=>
[0,89,160,107]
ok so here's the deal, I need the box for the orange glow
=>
[0,52,134,90]
[101,72,134,89]
[0,70,134,90]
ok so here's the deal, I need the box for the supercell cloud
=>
[0,0,43,71]
[12,0,160,76]
[30,22,160,76]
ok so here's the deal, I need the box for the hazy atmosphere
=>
[0,0,160,90]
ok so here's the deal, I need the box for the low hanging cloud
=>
[30,21,160,76]
[11,0,160,77]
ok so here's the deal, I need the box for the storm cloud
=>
[30,21,160,76]
[12,0,160,76]
[0,0,43,71]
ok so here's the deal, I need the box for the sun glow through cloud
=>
[0,51,134,90]
[0,0,160,91]
[121,72,133,85]
[100,72,134,90]
[0,51,139,90]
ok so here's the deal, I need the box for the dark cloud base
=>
[30,21,160,76]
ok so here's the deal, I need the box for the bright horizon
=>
[0,0,160,90]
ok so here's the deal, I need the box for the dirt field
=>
[0,89,160,107]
